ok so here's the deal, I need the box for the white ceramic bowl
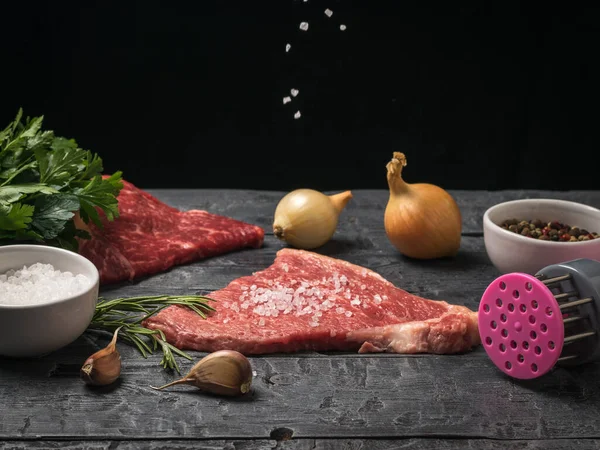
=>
[483,199,600,275]
[0,245,99,357]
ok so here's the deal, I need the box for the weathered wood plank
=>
[0,439,598,450]
[0,441,274,450]
[1,346,599,440]
[279,439,600,450]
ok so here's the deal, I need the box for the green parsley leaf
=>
[35,137,87,185]
[0,184,59,204]
[0,203,35,230]
[77,151,104,182]
[0,109,123,250]
[31,194,80,240]
[75,172,123,227]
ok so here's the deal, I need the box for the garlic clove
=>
[192,350,253,396]
[80,327,122,386]
[151,349,253,397]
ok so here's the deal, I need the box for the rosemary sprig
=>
[87,295,215,374]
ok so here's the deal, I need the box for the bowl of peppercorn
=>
[483,198,600,275]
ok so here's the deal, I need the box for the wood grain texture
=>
[1,189,599,447]
[0,439,599,450]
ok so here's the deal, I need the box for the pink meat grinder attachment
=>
[478,258,600,379]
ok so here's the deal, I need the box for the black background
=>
[2,2,599,191]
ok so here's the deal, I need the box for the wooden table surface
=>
[1,189,600,450]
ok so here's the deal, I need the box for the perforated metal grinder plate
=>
[479,273,564,379]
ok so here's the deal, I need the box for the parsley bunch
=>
[0,109,123,251]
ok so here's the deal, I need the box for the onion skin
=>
[273,189,352,250]
[384,152,462,259]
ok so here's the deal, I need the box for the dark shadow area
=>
[1,2,598,191]
[0,335,99,377]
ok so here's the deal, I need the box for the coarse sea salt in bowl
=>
[0,244,99,358]
[483,198,600,275]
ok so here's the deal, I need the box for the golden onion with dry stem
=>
[273,188,352,249]
[384,152,462,259]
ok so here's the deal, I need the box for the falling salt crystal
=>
[340,24,347,31]
[286,43,291,52]
[294,111,302,119]
[299,22,309,31]
[324,9,333,17]
[252,371,257,377]
[283,96,292,104]
[290,89,299,97]
[223,318,230,324]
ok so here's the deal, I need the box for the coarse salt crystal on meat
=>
[144,249,480,355]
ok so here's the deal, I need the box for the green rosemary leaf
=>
[125,326,163,335]
[152,335,179,373]
[131,305,171,326]
[119,332,149,358]
[185,304,208,318]
[128,332,154,355]
[87,294,214,371]
[165,341,194,361]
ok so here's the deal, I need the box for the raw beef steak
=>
[78,180,264,284]
[144,249,480,355]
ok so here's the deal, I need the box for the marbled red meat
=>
[144,249,480,355]
[78,180,264,284]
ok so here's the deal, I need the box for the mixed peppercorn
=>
[500,219,599,242]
